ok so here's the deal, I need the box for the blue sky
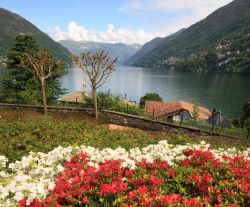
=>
[0,0,233,44]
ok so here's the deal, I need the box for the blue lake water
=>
[60,66,250,119]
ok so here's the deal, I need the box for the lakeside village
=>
[57,84,213,122]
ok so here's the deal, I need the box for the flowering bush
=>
[0,140,249,206]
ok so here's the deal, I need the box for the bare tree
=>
[19,50,61,115]
[73,50,117,120]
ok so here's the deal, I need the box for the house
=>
[145,101,212,122]
[57,91,88,104]
[57,83,89,104]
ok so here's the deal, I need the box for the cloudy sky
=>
[1,0,233,44]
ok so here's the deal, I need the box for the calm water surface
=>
[60,66,250,119]
[1,66,249,119]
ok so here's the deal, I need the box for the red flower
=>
[82,197,88,204]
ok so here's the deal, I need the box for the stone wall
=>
[102,110,202,133]
[0,103,242,139]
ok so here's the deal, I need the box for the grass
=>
[0,109,166,161]
[168,119,249,139]
[0,108,249,162]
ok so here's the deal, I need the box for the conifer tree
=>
[0,34,67,105]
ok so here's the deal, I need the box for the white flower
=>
[0,140,249,206]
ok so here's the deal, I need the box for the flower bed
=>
[0,141,249,207]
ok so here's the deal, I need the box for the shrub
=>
[84,91,145,116]
[19,148,250,207]
[139,93,162,108]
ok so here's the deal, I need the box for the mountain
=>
[125,28,185,65]
[0,8,71,63]
[125,37,163,66]
[59,40,141,65]
[131,0,250,73]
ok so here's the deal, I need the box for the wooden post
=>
[211,114,218,132]
[211,120,215,132]
[180,112,184,125]
[247,129,250,139]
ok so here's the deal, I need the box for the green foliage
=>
[84,90,121,110]
[192,104,200,123]
[168,134,194,145]
[0,111,164,161]
[139,93,162,108]
[84,91,146,116]
[0,109,249,162]
[132,0,250,74]
[0,34,67,104]
[243,100,250,118]
[0,8,71,63]
[246,118,250,130]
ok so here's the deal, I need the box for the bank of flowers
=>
[0,140,249,207]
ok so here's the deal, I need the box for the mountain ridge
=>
[125,28,186,66]
[59,39,141,64]
[0,8,72,63]
[130,0,250,73]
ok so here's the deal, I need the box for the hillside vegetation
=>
[0,8,72,63]
[131,0,250,74]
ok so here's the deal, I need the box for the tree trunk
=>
[41,79,48,115]
[92,86,98,120]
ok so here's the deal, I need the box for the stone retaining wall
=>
[0,103,243,139]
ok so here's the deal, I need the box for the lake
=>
[1,66,249,119]
[60,66,250,119]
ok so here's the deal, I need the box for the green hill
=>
[125,28,185,66]
[124,37,163,65]
[131,0,250,74]
[0,8,71,63]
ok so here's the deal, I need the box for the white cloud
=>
[121,0,234,34]
[47,0,234,45]
[122,0,233,13]
[47,21,159,44]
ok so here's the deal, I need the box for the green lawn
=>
[0,109,249,162]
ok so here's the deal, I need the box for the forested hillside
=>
[0,8,71,63]
[131,0,250,74]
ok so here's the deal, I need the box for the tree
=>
[0,34,67,104]
[19,50,62,115]
[139,93,162,108]
[73,50,117,120]
[243,100,250,118]
[192,104,200,123]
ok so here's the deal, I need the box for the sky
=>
[0,0,234,44]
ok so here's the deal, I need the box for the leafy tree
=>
[73,50,117,120]
[204,50,218,71]
[139,93,162,108]
[0,34,67,105]
[192,104,200,123]
[243,100,250,118]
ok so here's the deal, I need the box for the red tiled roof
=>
[145,101,212,120]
